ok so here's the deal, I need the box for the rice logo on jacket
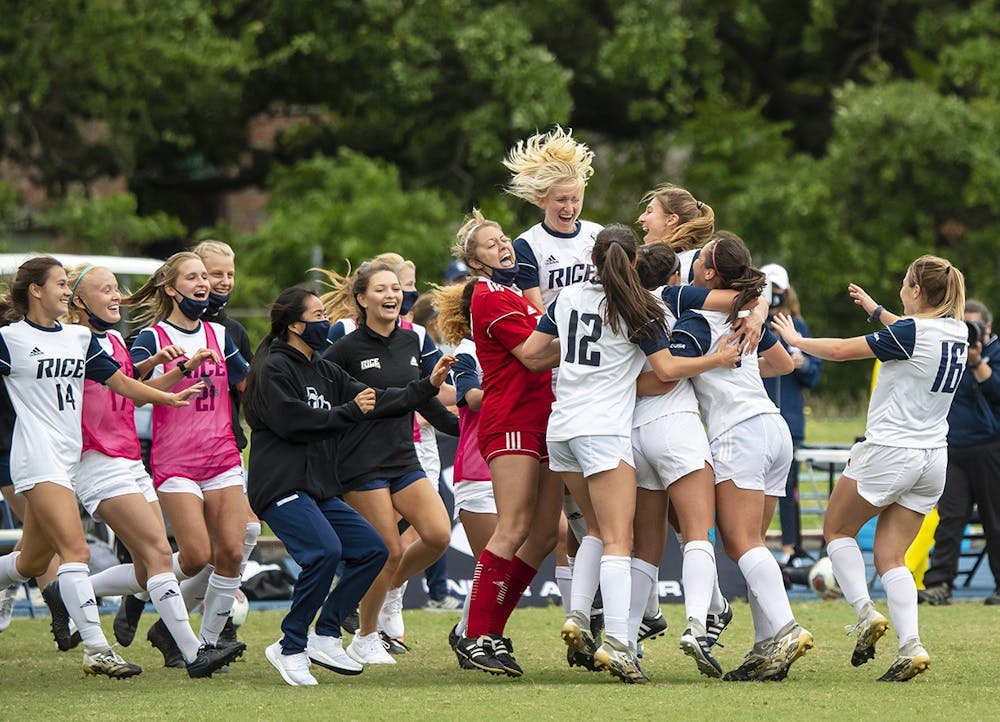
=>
[360,357,381,371]
[305,386,331,410]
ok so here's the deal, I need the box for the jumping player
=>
[636,183,715,284]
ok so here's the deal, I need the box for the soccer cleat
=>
[186,641,247,678]
[265,641,318,686]
[593,637,649,684]
[759,621,813,681]
[113,594,147,647]
[82,647,142,679]
[0,585,16,633]
[423,595,463,612]
[848,603,889,667]
[219,616,240,645]
[454,635,507,675]
[986,590,1000,606]
[705,600,733,648]
[147,618,186,668]
[342,608,360,636]
[916,583,951,606]
[379,630,410,655]
[449,624,475,670]
[487,635,523,678]
[679,618,723,678]
[307,632,363,675]
[346,632,396,665]
[562,611,601,671]
[723,641,773,681]
[42,581,76,652]
[378,584,406,640]
[566,644,602,672]
[877,639,930,682]
[637,609,668,643]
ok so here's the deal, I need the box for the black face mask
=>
[78,300,116,332]
[488,265,518,287]
[297,319,332,351]
[176,293,210,321]
[400,290,420,316]
[206,292,230,316]
[770,291,786,308]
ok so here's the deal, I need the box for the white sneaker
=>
[346,632,396,665]
[307,632,363,675]
[0,585,16,632]
[423,595,462,612]
[378,584,406,639]
[265,641,318,686]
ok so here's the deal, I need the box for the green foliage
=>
[36,192,186,255]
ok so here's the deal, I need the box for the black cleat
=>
[449,624,475,669]
[637,609,668,643]
[487,635,523,678]
[706,600,733,648]
[219,616,240,645]
[455,635,506,675]
[723,642,772,681]
[342,608,360,636]
[186,641,247,678]
[147,618,186,668]
[113,594,147,647]
[41,581,74,652]
[379,630,410,655]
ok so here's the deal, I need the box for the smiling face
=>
[75,267,122,325]
[202,253,235,296]
[166,258,210,304]
[468,224,514,276]
[637,198,678,243]
[538,179,584,234]
[31,265,72,321]
[357,269,403,325]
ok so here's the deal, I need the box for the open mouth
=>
[193,291,208,300]
[381,300,398,312]
[498,250,514,268]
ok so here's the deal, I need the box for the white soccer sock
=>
[881,566,920,650]
[555,565,573,617]
[147,572,201,662]
[645,578,660,617]
[562,496,588,544]
[199,572,241,645]
[172,552,191,582]
[456,591,471,638]
[738,546,794,637]
[708,574,727,615]
[682,540,716,625]
[600,555,632,647]
[0,552,28,587]
[241,522,261,576]
[827,537,872,615]
[570,536,603,616]
[181,564,213,613]
[89,563,140,598]
[628,558,657,646]
[747,590,772,643]
[57,562,108,652]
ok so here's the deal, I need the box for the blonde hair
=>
[451,208,502,266]
[434,282,475,347]
[124,251,204,326]
[906,255,965,321]
[642,184,714,252]
[370,252,415,276]
[192,239,235,261]
[64,263,120,325]
[504,126,594,203]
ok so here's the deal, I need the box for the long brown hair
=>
[0,256,63,326]
[123,251,203,326]
[635,244,680,291]
[642,183,714,251]
[593,224,666,341]
[701,231,767,323]
[905,255,965,321]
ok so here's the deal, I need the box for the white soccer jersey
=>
[670,308,781,442]
[678,248,700,286]
[864,317,967,448]
[632,289,700,428]
[539,281,669,440]
[0,320,119,486]
[513,220,603,307]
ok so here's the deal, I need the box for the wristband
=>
[868,305,884,324]
[177,359,192,377]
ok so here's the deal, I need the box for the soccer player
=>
[0,256,197,678]
[636,183,715,284]
[670,233,812,682]
[125,252,251,662]
[523,225,739,683]
[772,255,967,682]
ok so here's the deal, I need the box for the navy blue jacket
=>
[947,334,1000,448]
[762,315,823,442]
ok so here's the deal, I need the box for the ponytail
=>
[593,225,667,341]
[434,280,476,346]
[703,232,766,323]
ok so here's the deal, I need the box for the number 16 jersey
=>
[865,317,967,448]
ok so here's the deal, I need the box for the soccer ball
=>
[808,556,843,600]
[231,589,250,627]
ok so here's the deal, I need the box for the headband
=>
[70,264,97,300]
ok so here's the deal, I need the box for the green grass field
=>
[1,602,996,721]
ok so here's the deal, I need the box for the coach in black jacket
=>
[244,287,455,685]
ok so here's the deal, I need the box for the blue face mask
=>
[206,292,230,316]
[176,293,209,321]
[489,265,518,287]
[400,290,420,316]
[298,319,332,351]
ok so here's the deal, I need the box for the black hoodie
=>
[245,339,439,515]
